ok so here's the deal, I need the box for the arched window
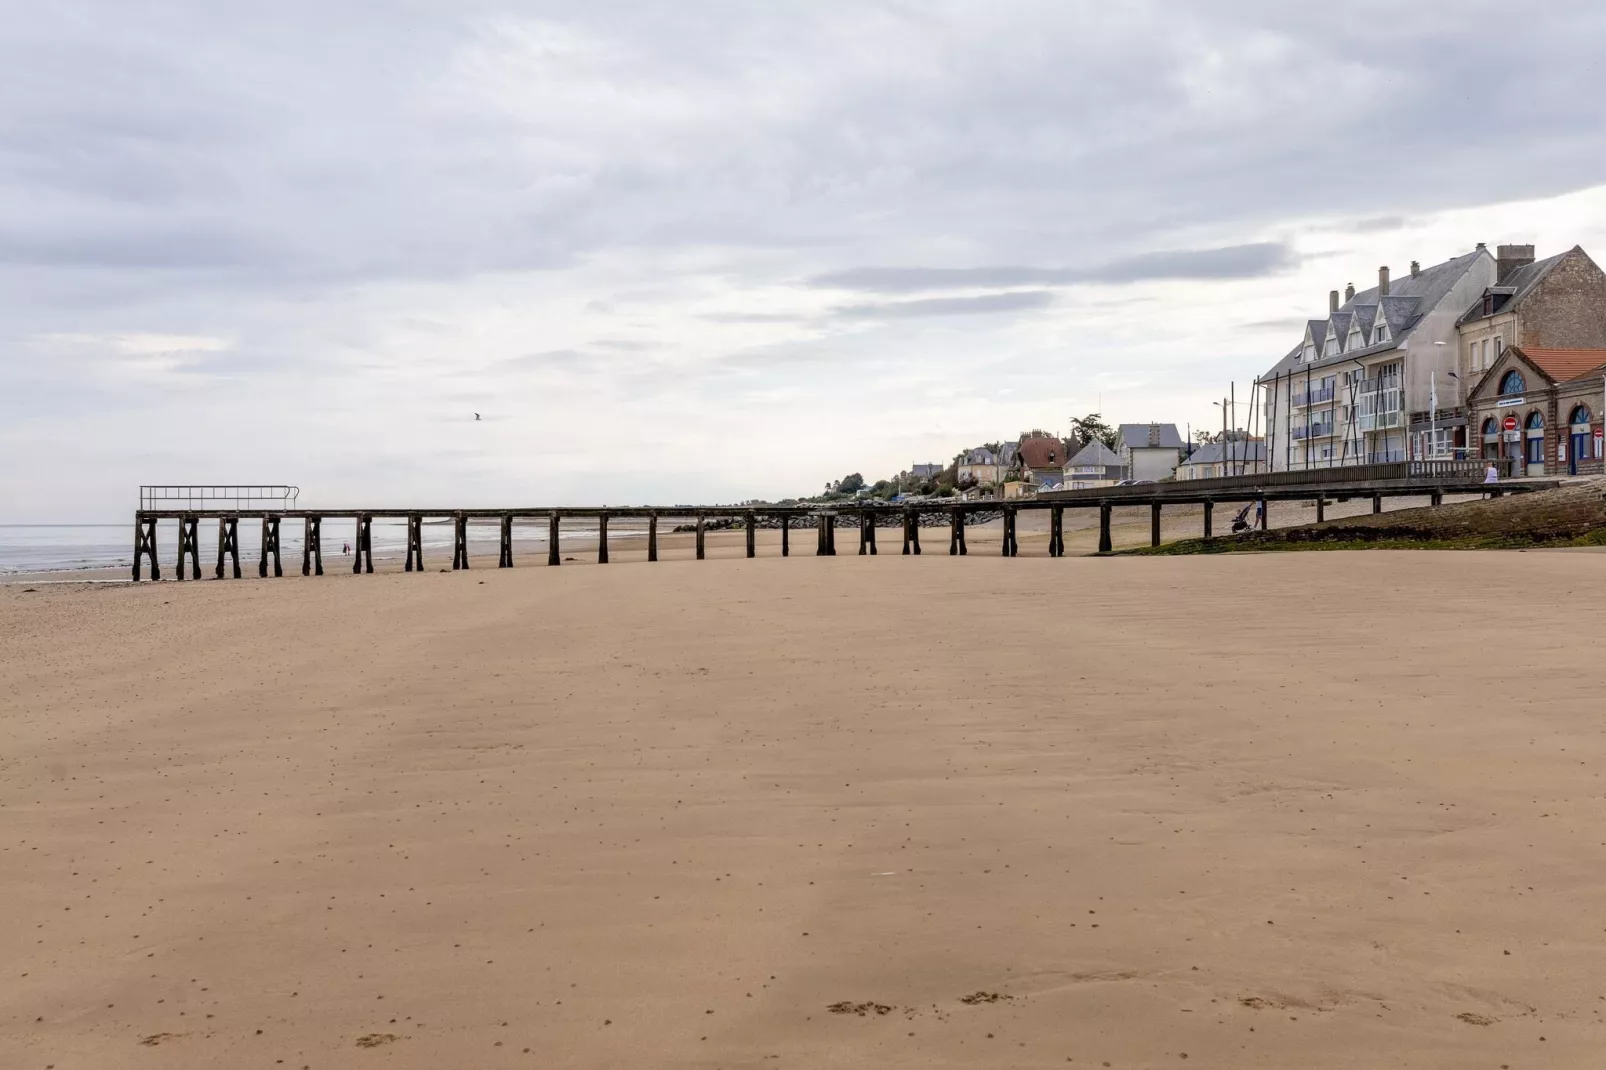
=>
[1526,410,1544,430]
[1570,405,1593,426]
[1526,410,1545,465]
[1481,417,1499,438]
[1499,370,1525,395]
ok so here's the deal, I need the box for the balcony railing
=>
[1357,411,1403,431]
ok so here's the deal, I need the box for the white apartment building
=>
[1262,247,1497,470]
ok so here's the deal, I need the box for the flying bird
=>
[474,413,481,421]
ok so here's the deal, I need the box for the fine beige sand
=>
[4,548,1606,1068]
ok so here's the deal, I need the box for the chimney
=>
[1344,282,1355,302]
[1378,265,1390,296]
[1329,289,1339,314]
[1497,243,1536,283]
[1410,260,1420,278]
[1147,422,1160,447]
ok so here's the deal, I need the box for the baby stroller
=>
[1230,503,1254,534]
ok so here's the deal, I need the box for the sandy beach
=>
[4,547,1606,1068]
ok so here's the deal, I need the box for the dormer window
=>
[1303,343,1317,363]
[1324,337,1338,356]
[1375,323,1389,343]
[1348,329,1363,349]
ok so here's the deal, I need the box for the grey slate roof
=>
[1347,303,1378,346]
[1185,440,1267,465]
[1263,249,1488,380]
[1117,423,1184,449]
[1065,441,1121,467]
[1456,249,1571,326]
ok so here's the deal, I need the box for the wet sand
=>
[4,548,1605,1067]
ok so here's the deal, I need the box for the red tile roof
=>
[1016,436,1068,470]
[1513,346,1606,383]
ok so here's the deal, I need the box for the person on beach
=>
[1483,462,1499,484]
[343,542,351,554]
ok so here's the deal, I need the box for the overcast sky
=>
[5,1,1606,520]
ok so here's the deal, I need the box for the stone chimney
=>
[1147,422,1161,447]
[1378,265,1390,296]
[1344,282,1355,302]
[1410,260,1420,278]
[1476,242,1487,251]
[1497,243,1536,283]
[1329,290,1339,314]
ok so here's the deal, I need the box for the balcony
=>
[1357,411,1403,431]
[1289,385,1335,408]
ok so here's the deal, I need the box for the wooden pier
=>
[128,463,1557,581]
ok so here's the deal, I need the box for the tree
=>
[1194,429,1215,444]
[1069,413,1118,452]
[837,472,866,495]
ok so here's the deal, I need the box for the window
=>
[1526,410,1544,430]
[1571,405,1593,426]
[1349,329,1363,350]
[1495,337,1505,357]
[1481,417,1499,439]
[1525,410,1545,465]
[1375,322,1389,343]
[1324,336,1339,357]
[1499,370,1525,395]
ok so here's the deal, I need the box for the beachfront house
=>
[1465,346,1606,477]
[1062,441,1126,489]
[1016,434,1070,489]
[1262,247,1498,470]
[1116,423,1184,482]
[1176,439,1267,480]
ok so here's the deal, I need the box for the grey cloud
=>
[808,243,1297,294]
[833,290,1056,319]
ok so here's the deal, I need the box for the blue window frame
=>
[1499,370,1526,395]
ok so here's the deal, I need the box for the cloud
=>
[6,2,1606,518]
[832,290,1057,319]
[808,243,1298,294]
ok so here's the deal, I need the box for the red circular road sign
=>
[1503,414,1519,432]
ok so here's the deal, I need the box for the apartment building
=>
[1262,247,1495,469]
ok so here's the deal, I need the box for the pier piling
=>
[1049,505,1064,557]
[598,513,610,564]
[1372,493,1383,515]
[859,512,870,556]
[177,516,201,580]
[1316,498,1325,523]
[259,516,282,578]
[1203,500,1213,538]
[354,514,374,573]
[1258,496,1269,531]
[548,514,561,565]
[696,514,706,560]
[745,512,756,559]
[451,514,468,570]
[133,516,160,581]
[1097,504,1112,554]
[302,515,323,576]
[648,514,658,562]
[950,510,967,556]
[499,514,514,568]
[215,516,241,579]
[405,515,423,571]
[780,515,790,557]
[1150,502,1162,548]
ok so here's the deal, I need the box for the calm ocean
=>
[0,520,620,579]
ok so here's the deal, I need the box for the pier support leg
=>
[1316,498,1325,523]
[829,514,837,555]
[859,512,870,556]
[910,512,921,555]
[745,512,756,559]
[953,511,967,555]
[259,516,282,577]
[215,516,240,579]
[598,513,610,564]
[548,514,561,565]
[1150,502,1162,548]
[452,514,468,570]
[499,514,514,568]
[1050,505,1064,557]
[177,516,201,580]
[696,515,706,560]
[1203,501,1213,538]
[780,516,789,558]
[302,516,323,576]
[1372,493,1383,515]
[866,514,876,555]
[1258,497,1269,531]
[1002,506,1019,557]
[1430,490,1443,507]
[1098,504,1113,554]
[901,509,913,556]
[133,516,160,581]
[648,514,658,562]
[354,514,373,573]
[405,515,423,571]
[950,510,961,556]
